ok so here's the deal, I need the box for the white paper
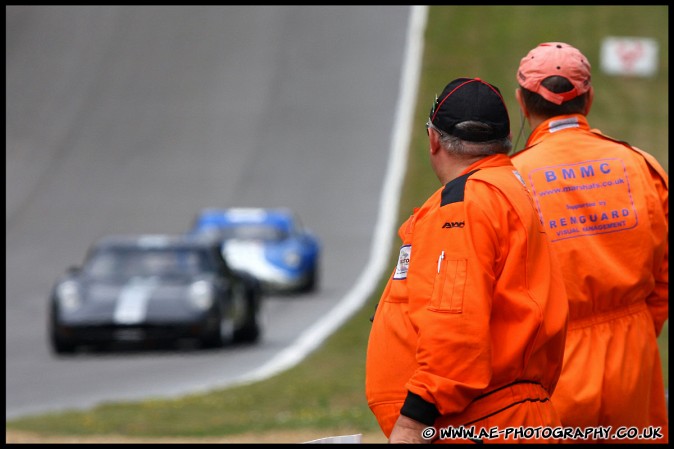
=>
[302,433,362,444]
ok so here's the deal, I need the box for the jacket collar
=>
[460,153,512,176]
[526,114,590,148]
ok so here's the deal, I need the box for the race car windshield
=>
[85,248,211,279]
[203,225,288,241]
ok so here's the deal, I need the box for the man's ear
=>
[515,88,528,118]
[428,128,442,155]
[583,86,594,116]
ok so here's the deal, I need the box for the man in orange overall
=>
[510,42,668,444]
[366,78,569,443]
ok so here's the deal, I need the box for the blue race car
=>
[189,208,321,294]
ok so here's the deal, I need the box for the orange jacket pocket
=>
[429,257,467,313]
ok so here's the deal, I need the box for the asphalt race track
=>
[6,6,414,419]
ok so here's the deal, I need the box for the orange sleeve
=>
[644,153,668,335]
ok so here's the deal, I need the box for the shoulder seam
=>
[441,169,480,206]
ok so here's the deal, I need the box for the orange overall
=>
[366,154,569,444]
[511,114,669,444]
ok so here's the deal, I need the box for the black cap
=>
[429,78,510,142]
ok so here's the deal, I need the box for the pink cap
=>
[517,42,591,105]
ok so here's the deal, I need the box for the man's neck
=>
[526,114,546,131]
[438,154,483,185]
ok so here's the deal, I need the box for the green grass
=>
[7,6,668,439]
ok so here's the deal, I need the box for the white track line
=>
[228,5,429,388]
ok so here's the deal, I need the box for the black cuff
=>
[400,391,440,426]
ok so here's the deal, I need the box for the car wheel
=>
[49,309,77,354]
[202,307,235,349]
[301,263,319,293]
[233,282,261,343]
[233,299,260,343]
[51,333,77,355]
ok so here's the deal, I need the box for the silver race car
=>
[49,234,262,354]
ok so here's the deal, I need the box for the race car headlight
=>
[56,281,82,311]
[189,280,214,310]
[283,251,301,268]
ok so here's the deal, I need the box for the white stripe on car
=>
[113,277,157,324]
